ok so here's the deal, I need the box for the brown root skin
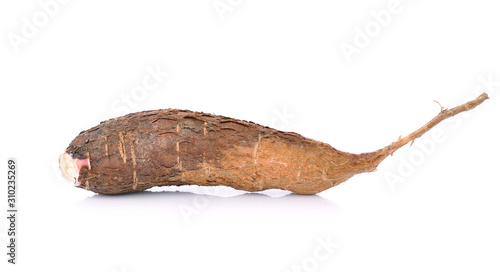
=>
[61,93,489,195]
[357,92,489,173]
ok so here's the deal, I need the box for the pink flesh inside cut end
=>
[59,153,90,187]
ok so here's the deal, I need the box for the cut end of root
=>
[59,153,90,187]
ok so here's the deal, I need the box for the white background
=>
[1,1,499,271]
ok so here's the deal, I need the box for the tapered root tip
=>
[364,92,490,167]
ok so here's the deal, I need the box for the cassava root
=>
[59,93,489,195]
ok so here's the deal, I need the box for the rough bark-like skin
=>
[66,109,369,194]
[64,93,489,195]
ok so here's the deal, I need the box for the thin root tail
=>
[364,92,489,167]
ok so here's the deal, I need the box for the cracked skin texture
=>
[65,109,372,195]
